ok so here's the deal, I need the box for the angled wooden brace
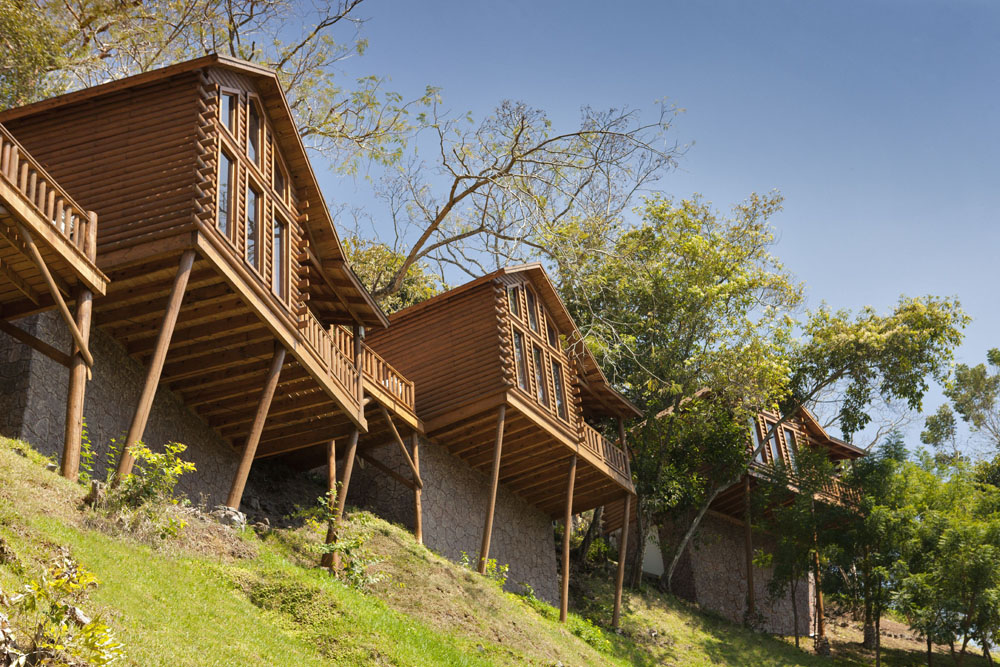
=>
[13,220,92,367]
[378,403,423,489]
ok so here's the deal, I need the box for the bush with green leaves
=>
[458,551,509,589]
[298,494,386,592]
[1,549,124,665]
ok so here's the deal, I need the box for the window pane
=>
[274,161,285,199]
[220,93,237,133]
[547,322,558,348]
[750,419,765,464]
[513,330,528,391]
[526,290,539,332]
[552,361,566,419]
[248,102,261,164]
[783,428,798,471]
[218,153,232,237]
[507,287,520,318]
[272,216,286,297]
[768,425,782,466]
[246,186,259,268]
[533,346,548,406]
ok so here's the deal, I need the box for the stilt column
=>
[478,405,506,573]
[61,285,93,480]
[560,453,578,623]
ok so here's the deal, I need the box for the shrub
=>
[300,492,386,592]
[1,549,124,665]
[458,551,509,589]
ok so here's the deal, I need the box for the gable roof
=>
[0,54,388,328]
[390,263,642,419]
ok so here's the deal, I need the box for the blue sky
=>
[316,0,1000,447]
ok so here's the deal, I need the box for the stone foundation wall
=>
[347,436,561,605]
[0,312,240,506]
[662,513,814,635]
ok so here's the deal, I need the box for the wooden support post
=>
[116,249,196,479]
[744,475,755,619]
[411,432,423,545]
[560,453,578,623]
[329,428,360,569]
[225,343,285,509]
[321,439,337,569]
[61,286,93,481]
[379,404,422,488]
[478,405,506,574]
[14,220,93,367]
[613,492,632,629]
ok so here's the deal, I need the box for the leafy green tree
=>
[547,193,801,585]
[343,236,445,315]
[924,348,1000,455]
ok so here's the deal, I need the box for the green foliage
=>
[457,551,509,589]
[100,441,195,540]
[2,550,124,665]
[925,347,1000,454]
[78,418,95,485]
[513,589,612,652]
[0,0,65,107]
[301,493,386,592]
[343,236,445,311]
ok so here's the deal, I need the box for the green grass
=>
[0,435,984,666]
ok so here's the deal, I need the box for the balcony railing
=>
[821,476,861,506]
[582,422,632,486]
[329,323,415,413]
[0,124,95,261]
[297,310,360,403]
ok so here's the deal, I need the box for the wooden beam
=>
[357,450,416,490]
[378,404,422,489]
[0,255,41,304]
[613,492,632,629]
[0,318,70,367]
[61,286,92,481]
[116,249,195,478]
[411,432,423,545]
[478,405,506,574]
[560,453,578,623]
[226,343,285,509]
[13,220,92,367]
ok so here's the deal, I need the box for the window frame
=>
[551,360,567,421]
[526,287,540,333]
[219,89,239,137]
[532,344,549,406]
[512,328,529,391]
[766,422,782,466]
[247,96,263,166]
[217,150,235,241]
[507,286,521,319]
[245,182,262,272]
[271,212,288,300]
[783,427,798,471]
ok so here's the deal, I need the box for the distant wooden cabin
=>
[0,123,108,477]
[603,406,865,635]
[0,55,416,509]
[359,264,639,622]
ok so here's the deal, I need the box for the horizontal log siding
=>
[365,282,506,424]
[2,75,203,267]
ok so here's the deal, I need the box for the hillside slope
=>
[0,436,981,666]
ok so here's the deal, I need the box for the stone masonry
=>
[348,436,561,605]
[655,513,815,636]
[0,312,240,506]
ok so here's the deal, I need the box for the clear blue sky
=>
[317,0,1000,447]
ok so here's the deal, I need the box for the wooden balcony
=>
[581,422,632,490]
[0,124,108,316]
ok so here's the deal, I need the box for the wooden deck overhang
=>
[0,125,108,319]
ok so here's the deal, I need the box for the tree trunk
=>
[790,577,800,649]
[573,506,603,567]
[875,601,882,667]
[626,506,646,588]
[926,635,932,666]
[983,642,993,667]
[665,485,722,591]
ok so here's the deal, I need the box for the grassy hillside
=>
[0,436,985,666]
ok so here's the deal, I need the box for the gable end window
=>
[767,425,782,466]
[512,329,528,391]
[248,100,262,165]
[750,419,765,464]
[551,360,567,420]
[246,185,261,270]
[532,345,548,406]
[783,428,798,471]
[220,92,237,134]
[507,286,520,318]
[547,321,558,348]
[526,289,539,332]
[272,215,287,299]
[217,152,233,238]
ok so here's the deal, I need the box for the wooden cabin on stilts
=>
[0,55,418,523]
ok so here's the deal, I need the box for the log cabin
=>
[0,123,108,479]
[0,54,417,511]
[603,406,864,636]
[338,264,640,622]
